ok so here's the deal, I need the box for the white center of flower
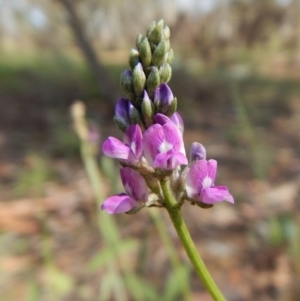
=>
[202,176,212,189]
[124,183,133,197]
[131,141,136,154]
[159,139,173,153]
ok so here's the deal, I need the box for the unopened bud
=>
[166,97,177,116]
[167,48,174,64]
[141,90,154,127]
[129,49,140,69]
[146,21,156,38]
[135,33,143,49]
[190,142,206,161]
[152,40,168,67]
[139,37,152,68]
[148,20,164,44]
[114,98,131,132]
[129,102,145,130]
[159,63,172,83]
[132,63,146,97]
[146,67,160,98]
[120,70,134,99]
[163,25,170,40]
[154,83,175,114]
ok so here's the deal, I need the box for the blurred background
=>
[0,0,300,300]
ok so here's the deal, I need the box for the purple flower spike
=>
[186,159,234,204]
[102,124,143,165]
[154,83,174,113]
[143,123,187,170]
[154,112,184,134]
[101,168,148,214]
[190,142,206,161]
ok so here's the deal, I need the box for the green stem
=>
[160,178,227,301]
[149,210,193,301]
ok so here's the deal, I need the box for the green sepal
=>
[129,105,145,130]
[150,42,156,53]
[126,204,145,214]
[113,116,128,132]
[139,37,152,68]
[152,40,168,67]
[166,97,177,117]
[135,97,143,108]
[129,48,140,70]
[159,63,172,83]
[132,64,146,97]
[146,67,160,98]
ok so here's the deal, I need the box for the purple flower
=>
[186,159,234,204]
[102,124,143,165]
[154,112,184,134]
[154,83,174,114]
[190,142,206,161]
[143,123,187,170]
[101,168,148,214]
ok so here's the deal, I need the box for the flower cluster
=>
[101,20,234,214]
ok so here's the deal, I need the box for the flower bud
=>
[132,63,146,97]
[154,83,175,114]
[141,90,154,127]
[167,48,174,64]
[152,40,168,67]
[129,49,140,70]
[190,142,206,161]
[148,20,164,44]
[166,97,177,116]
[120,70,135,99]
[128,102,145,130]
[146,66,160,98]
[139,37,152,68]
[159,63,172,83]
[163,25,170,40]
[146,21,156,38]
[149,42,156,53]
[135,33,143,49]
[114,98,131,132]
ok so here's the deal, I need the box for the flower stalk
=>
[160,178,227,301]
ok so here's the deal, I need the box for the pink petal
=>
[101,193,139,214]
[154,113,171,126]
[163,123,185,154]
[143,124,165,165]
[201,186,234,204]
[120,168,148,201]
[102,137,131,160]
[170,112,184,134]
[123,125,143,160]
[186,160,210,198]
[207,159,217,184]
[154,151,188,170]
